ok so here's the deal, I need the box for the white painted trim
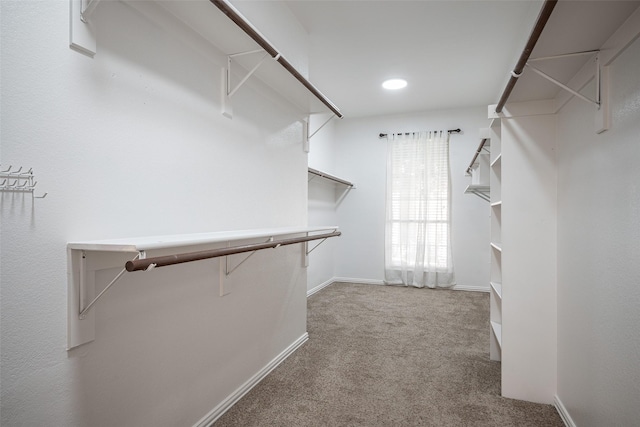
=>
[333,277,386,286]
[554,395,577,427]
[330,278,488,293]
[69,0,97,57]
[307,278,335,298]
[452,284,490,293]
[193,333,309,427]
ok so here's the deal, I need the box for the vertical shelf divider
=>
[489,120,502,362]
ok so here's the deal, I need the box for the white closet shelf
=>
[153,0,341,117]
[464,185,490,202]
[68,226,337,252]
[308,167,354,188]
[490,281,503,299]
[491,153,502,168]
[67,225,339,350]
[491,321,503,348]
[71,0,342,118]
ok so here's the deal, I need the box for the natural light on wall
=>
[382,78,407,90]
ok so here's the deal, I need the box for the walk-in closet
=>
[2,1,639,426]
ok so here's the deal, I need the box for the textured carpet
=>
[213,282,564,426]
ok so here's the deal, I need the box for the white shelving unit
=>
[499,114,557,403]
[483,113,557,402]
[489,120,502,362]
[70,0,342,119]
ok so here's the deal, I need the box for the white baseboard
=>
[307,278,335,298]
[333,277,385,286]
[307,277,386,298]
[193,333,309,427]
[311,277,489,294]
[554,395,577,427]
[452,284,490,293]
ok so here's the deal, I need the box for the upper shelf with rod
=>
[308,167,354,188]
[67,226,340,350]
[463,126,493,202]
[70,0,343,120]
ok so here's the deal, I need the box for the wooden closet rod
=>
[466,138,489,175]
[210,0,343,119]
[125,231,341,272]
[495,0,557,113]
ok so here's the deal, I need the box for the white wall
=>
[556,35,640,426]
[330,107,491,290]
[307,114,341,293]
[1,1,311,426]
[500,114,557,403]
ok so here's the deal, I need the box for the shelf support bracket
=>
[225,237,273,276]
[69,0,97,57]
[306,236,330,255]
[80,0,102,23]
[304,228,337,267]
[525,50,601,108]
[222,49,271,118]
[307,115,335,140]
[227,50,270,98]
[79,253,140,319]
[304,115,335,153]
[220,237,274,296]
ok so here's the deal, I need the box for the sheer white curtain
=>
[384,131,455,288]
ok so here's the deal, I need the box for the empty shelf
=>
[491,321,502,348]
[490,281,503,299]
[491,153,502,168]
[464,185,490,202]
[68,226,338,252]
[308,168,354,187]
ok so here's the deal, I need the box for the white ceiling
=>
[284,0,640,118]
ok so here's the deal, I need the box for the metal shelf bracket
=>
[80,0,102,23]
[222,49,271,118]
[78,252,140,319]
[525,50,601,108]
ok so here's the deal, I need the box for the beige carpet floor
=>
[213,282,564,426]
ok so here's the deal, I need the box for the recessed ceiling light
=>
[382,79,407,90]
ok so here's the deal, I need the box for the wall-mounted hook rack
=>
[0,165,48,198]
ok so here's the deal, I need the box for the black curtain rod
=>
[379,128,461,139]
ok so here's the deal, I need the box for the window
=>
[384,131,455,288]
